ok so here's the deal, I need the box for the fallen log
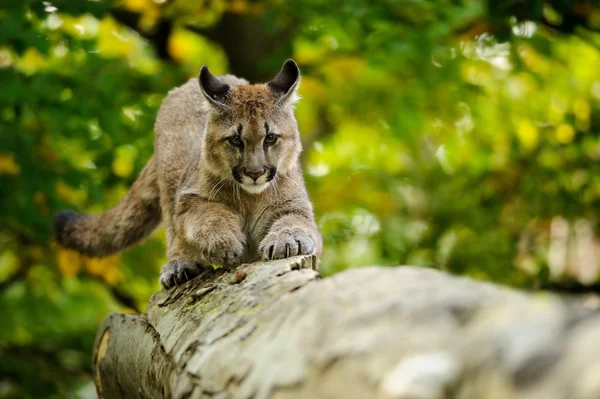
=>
[93,255,600,399]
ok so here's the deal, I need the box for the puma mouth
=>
[241,182,269,194]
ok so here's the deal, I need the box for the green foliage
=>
[1,0,600,396]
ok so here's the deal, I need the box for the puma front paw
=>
[200,230,246,268]
[160,259,203,289]
[259,227,317,261]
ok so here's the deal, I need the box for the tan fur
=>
[53,61,322,288]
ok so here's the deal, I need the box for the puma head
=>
[199,60,302,194]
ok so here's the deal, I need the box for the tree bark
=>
[93,255,600,399]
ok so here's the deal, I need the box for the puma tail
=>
[53,156,161,257]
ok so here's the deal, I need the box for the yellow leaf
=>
[515,120,539,150]
[16,48,46,75]
[57,249,82,277]
[59,15,100,39]
[0,154,20,175]
[573,98,590,121]
[122,0,160,29]
[298,76,329,102]
[57,180,86,205]
[104,267,125,286]
[321,57,366,85]
[548,98,567,124]
[112,145,137,178]
[293,38,328,65]
[229,0,249,13]
[84,255,123,286]
[96,17,139,59]
[0,250,20,280]
[84,255,118,275]
[519,45,551,76]
[165,28,228,72]
[123,0,150,12]
[168,29,197,63]
[556,123,575,144]
[139,7,160,30]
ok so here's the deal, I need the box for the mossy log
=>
[93,255,600,399]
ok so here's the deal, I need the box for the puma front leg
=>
[174,192,246,269]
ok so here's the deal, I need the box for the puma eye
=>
[264,134,278,146]
[228,135,243,147]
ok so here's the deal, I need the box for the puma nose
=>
[243,167,266,181]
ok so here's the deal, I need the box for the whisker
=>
[283,174,305,192]
[271,176,281,203]
[213,179,229,201]
[233,180,241,203]
[208,178,227,202]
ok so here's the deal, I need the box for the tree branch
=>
[93,255,600,398]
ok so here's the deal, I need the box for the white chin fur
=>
[241,183,269,194]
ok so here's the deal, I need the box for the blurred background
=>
[1,0,600,397]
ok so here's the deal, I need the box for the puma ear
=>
[198,65,230,108]
[267,59,301,106]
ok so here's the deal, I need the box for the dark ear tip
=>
[283,59,300,74]
[198,65,231,105]
[268,59,301,98]
[198,65,210,80]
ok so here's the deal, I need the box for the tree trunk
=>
[93,255,600,399]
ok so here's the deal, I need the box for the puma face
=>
[225,119,288,194]
[199,60,302,194]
